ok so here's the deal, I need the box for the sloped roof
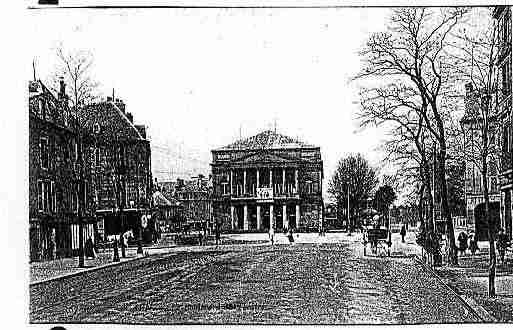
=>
[152,191,180,207]
[215,130,316,151]
[77,101,145,140]
[29,79,74,131]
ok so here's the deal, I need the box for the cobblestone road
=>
[30,238,480,324]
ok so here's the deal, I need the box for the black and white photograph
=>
[10,0,513,327]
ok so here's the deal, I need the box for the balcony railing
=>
[231,183,298,198]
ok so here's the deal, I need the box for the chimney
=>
[115,98,126,114]
[58,77,67,100]
[126,112,133,123]
[465,82,473,95]
[106,96,113,102]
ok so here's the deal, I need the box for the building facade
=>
[29,79,96,261]
[159,174,213,231]
[211,130,324,232]
[152,189,183,232]
[461,82,502,241]
[78,98,153,242]
[494,6,513,239]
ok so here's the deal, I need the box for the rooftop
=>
[214,130,317,151]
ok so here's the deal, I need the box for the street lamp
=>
[74,145,85,268]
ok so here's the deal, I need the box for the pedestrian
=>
[47,238,55,260]
[198,231,203,246]
[85,236,96,259]
[287,227,295,244]
[457,231,468,256]
[469,233,479,256]
[268,226,275,245]
[497,228,511,264]
[400,224,407,243]
[215,227,220,246]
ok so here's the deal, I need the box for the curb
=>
[413,255,497,322]
[30,253,152,286]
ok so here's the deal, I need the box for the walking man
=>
[400,224,407,243]
[269,226,275,245]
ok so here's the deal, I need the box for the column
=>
[230,170,233,195]
[270,168,273,191]
[318,171,322,193]
[256,168,260,189]
[296,204,300,227]
[243,169,247,195]
[243,204,249,230]
[270,204,274,229]
[230,205,235,230]
[257,205,262,230]
[295,169,299,193]
[283,204,288,229]
[282,168,286,195]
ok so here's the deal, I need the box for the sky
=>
[29,7,392,200]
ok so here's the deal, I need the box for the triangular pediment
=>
[233,151,298,164]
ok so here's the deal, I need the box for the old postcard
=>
[21,0,513,327]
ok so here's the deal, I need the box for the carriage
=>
[363,228,392,256]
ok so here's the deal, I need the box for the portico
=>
[211,130,324,232]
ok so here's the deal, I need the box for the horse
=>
[106,229,134,247]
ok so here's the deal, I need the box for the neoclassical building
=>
[211,130,324,232]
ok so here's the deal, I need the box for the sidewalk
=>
[30,245,175,284]
[434,251,513,322]
[401,228,513,322]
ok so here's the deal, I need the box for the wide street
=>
[30,233,480,324]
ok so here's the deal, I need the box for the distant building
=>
[29,79,96,261]
[78,97,153,241]
[324,202,338,230]
[159,174,213,231]
[461,82,501,241]
[494,6,513,239]
[211,130,324,232]
[152,189,183,232]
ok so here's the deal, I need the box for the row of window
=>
[39,136,77,171]
[37,180,88,214]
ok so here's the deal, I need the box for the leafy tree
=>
[328,154,378,232]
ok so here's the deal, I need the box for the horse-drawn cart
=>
[363,228,392,256]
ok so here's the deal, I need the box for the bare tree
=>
[448,7,500,296]
[355,7,468,265]
[358,84,436,232]
[52,46,100,111]
[52,46,101,267]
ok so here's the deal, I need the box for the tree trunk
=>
[482,168,497,297]
[418,182,425,226]
[481,106,496,297]
[439,144,458,265]
[423,163,435,233]
[77,132,84,268]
